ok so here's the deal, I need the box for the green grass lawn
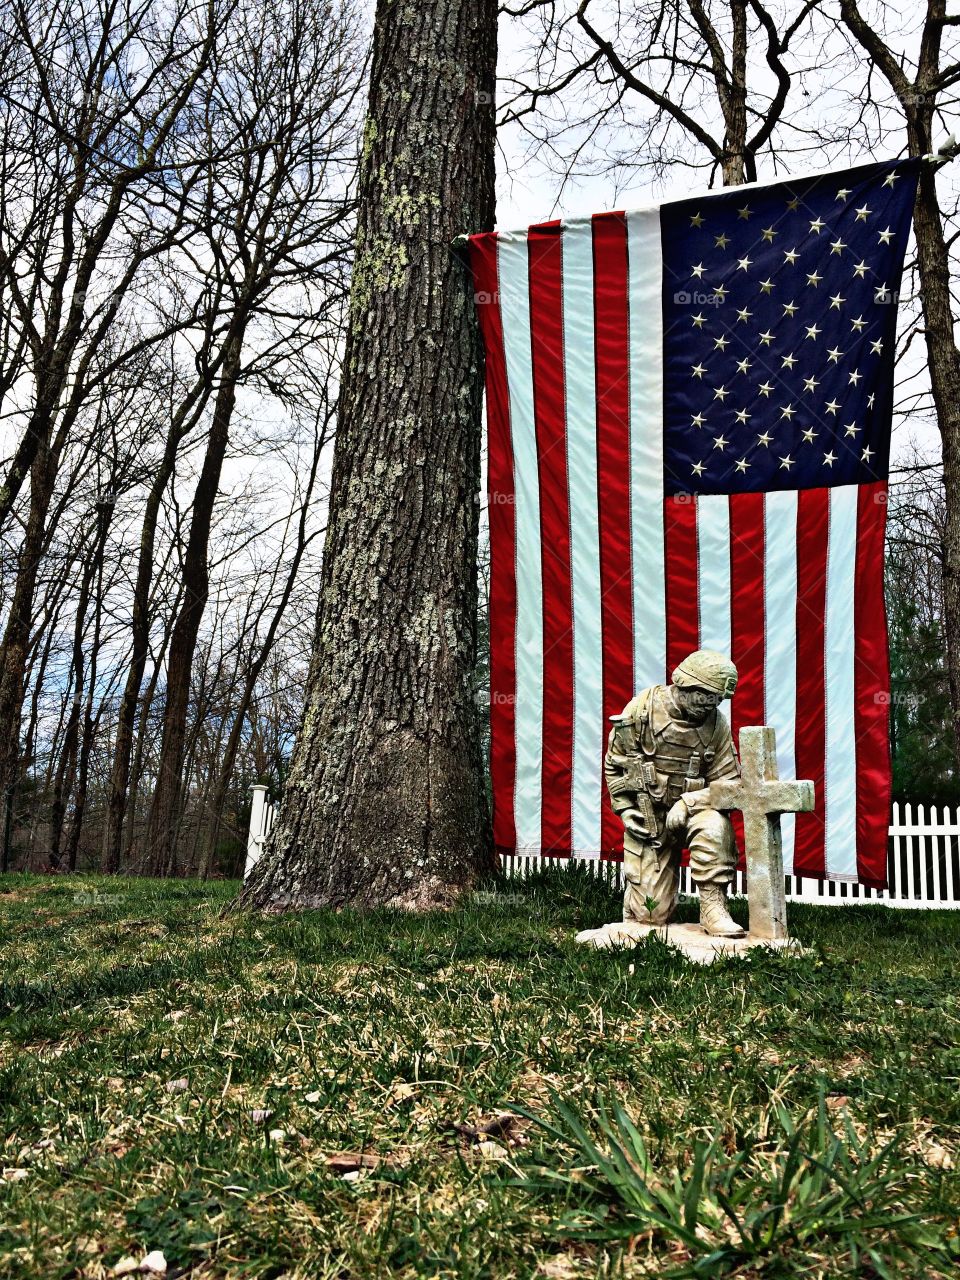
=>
[0,868,958,1279]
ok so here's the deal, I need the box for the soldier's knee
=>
[688,807,733,844]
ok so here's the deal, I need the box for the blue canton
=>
[661,158,921,495]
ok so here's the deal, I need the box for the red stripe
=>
[855,481,891,887]
[728,493,766,860]
[469,235,517,854]
[793,487,829,878]
[664,494,699,675]
[528,223,574,856]
[593,213,633,859]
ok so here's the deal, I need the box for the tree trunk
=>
[146,328,245,875]
[242,0,497,911]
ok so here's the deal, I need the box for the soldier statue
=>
[604,649,745,938]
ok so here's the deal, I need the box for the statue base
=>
[574,920,806,964]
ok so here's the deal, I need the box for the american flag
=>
[467,157,922,888]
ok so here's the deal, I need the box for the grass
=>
[0,867,957,1278]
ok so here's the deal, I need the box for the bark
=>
[242,0,497,911]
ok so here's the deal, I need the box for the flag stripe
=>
[697,495,732,659]
[825,484,861,878]
[794,487,830,877]
[764,489,799,875]
[729,493,767,732]
[470,236,517,853]
[528,225,574,855]
[593,213,633,858]
[627,210,666,689]
[561,220,603,856]
[664,495,699,673]
[855,481,891,886]
[497,235,543,853]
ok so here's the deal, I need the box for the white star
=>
[870,338,883,354]
[878,227,894,245]
[690,211,705,227]
[758,381,774,397]
[758,330,774,346]
[850,315,867,332]
[738,204,753,220]
[824,450,837,466]
[691,262,706,278]
[691,413,707,427]
[736,306,753,323]
[802,427,818,443]
[692,312,707,328]
[827,346,843,363]
[780,403,797,419]
[848,369,862,386]
[759,278,774,293]
[761,225,778,242]
[807,270,823,287]
[756,432,773,447]
[691,363,707,378]
[714,283,728,301]
[784,248,799,264]
[735,407,751,423]
[714,335,730,350]
[853,260,869,279]
[855,204,872,221]
[875,285,891,303]
[844,422,860,437]
[786,195,800,211]
[805,323,821,340]
[830,238,847,255]
[809,217,825,233]
[825,398,840,415]
[862,445,875,461]
[783,300,798,317]
[713,384,729,401]
[868,393,876,407]
[736,357,752,374]
[692,460,706,476]
[803,375,820,392]
[829,293,846,310]
[737,255,752,271]
[713,434,729,450]
[715,232,731,248]
[882,171,900,188]
[781,353,798,370]
[735,457,751,472]
[836,187,851,201]
[780,454,795,470]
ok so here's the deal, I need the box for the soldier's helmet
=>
[671,649,738,699]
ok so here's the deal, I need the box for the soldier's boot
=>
[697,882,745,938]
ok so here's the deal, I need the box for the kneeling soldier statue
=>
[604,649,744,938]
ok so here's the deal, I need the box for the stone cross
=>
[708,726,815,941]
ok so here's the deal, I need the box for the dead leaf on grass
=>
[443,1111,524,1145]
[325,1151,393,1175]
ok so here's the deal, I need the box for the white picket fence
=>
[246,789,960,908]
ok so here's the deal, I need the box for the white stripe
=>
[627,209,665,689]
[696,495,731,658]
[497,236,543,853]
[763,490,799,875]
[824,485,860,878]
[561,220,603,857]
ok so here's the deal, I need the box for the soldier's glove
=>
[664,799,688,838]
[620,807,649,839]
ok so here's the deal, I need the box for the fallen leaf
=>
[248,1109,273,1124]
[444,1112,519,1144]
[477,1140,510,1160]
[141,1250,167,1274]
[112,1258,139,1277]
[2,1168,28,1181]
[164,1078,188,1094]
[325,1151,389,1175]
